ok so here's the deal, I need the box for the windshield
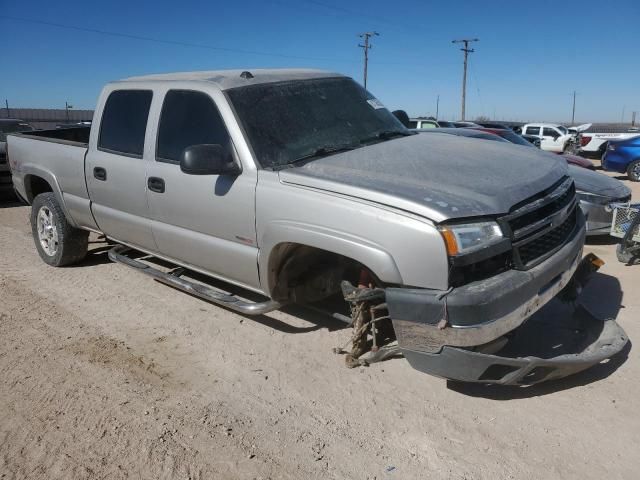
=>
[496,130,535,147]
[0,122,34,141]
[227,77,407,168]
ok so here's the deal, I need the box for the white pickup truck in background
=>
[520,123,575,153]
[578,126,640,158]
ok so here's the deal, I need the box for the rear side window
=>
[98,90,152,157]
[156,90,230,164]
[525,126,540,135]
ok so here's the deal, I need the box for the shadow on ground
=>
[73,245,629,393]
[78,243,349,334]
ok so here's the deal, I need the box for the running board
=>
[107,245,282,315]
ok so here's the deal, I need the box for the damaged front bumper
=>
[401,305,628,384]
[385,217,629,384]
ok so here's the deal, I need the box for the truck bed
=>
[8,126,97,230]
[19,126,91,145]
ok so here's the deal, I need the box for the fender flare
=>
[21,165,78,227]
[259,221,403,295]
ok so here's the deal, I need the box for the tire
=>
[626,159,640,182]
[616,244,639,265]
[30,192,88,266]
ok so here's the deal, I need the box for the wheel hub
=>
[37,206,58,256]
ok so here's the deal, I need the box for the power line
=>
[358,31,379,89]
[0,15,345,62]
[452,38,478,121]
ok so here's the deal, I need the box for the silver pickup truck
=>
[7,69,627,385]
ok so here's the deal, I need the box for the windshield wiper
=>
[359,129,413,145]
[286,144,357,167]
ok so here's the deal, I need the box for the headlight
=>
[439,221,504,256]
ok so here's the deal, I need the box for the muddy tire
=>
[30,192,88,266]
[626,160,640,182]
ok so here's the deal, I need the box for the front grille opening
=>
[478,364,519,382]
[517,209,577,266]
[518,366,555,385]
[449,251,512,288]
[509,182,575,232]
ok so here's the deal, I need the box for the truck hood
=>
[279,133,567,222]
[569,165,631,199]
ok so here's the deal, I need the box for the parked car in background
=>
[452,121,481,128]
[580,127,640,159]
[436,120,456,128]
[415,127,509,141]
[474,127,595,169]
[568,165,631,235]
[419,128,629,235]
[0,118,35,197]
[477,122,510,129]
[409,118,439,129]
[521,123,574,153]
[602,135,640,181]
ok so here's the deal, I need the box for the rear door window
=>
[156,90,231,164]
[98,90,152,157]
[525,126,540,135]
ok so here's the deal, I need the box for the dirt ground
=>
[1,168,639,480]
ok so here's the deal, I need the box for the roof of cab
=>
[119,68,344,90]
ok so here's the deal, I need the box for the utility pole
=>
[452,38,478,121]
[571,91,576,124]
[358,31,379,90]
[65,101,73,122]
[435,94,440,120]
[633,111,637,127]
[4,99,9,118]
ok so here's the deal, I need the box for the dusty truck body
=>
[7,69,627,384]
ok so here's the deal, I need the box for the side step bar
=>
[107,245,282,315]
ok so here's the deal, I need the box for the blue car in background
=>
[602,135,640,181]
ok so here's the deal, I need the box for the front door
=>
[542,126,562,151]
[145,89,259,290]
[85,89,156,251]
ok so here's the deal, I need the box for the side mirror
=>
[180,144,241,176]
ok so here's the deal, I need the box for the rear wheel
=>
[627,160,640,182]
[30,192,88,266]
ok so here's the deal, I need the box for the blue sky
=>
[1,0,638,122]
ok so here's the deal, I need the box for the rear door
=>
[524,125,541,137]
[145,89,259,290]
[85,89,156,251]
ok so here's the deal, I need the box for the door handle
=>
[147,176,165,193]
[93,167,107,181]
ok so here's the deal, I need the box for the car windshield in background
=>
[496,130,535,147]
[226,77,407,169]
[0,122,34,141]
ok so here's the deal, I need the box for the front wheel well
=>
[267,243,378,303]
[24,175,53,203]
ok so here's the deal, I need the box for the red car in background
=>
[473,127,595,170]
